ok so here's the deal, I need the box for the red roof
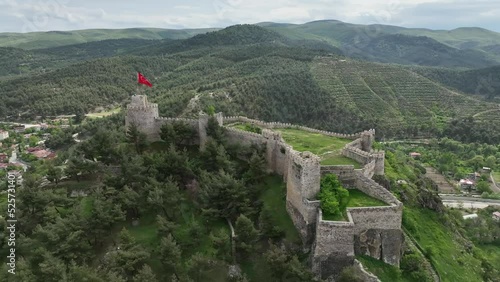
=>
[31,150,52,159]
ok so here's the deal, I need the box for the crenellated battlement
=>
[223,115,364,139]
[126,104,400,280]
[155,117,197,122]
[127,104,159,110]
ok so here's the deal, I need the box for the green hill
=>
[0,27,218,49]
[260,20,500,67]
[411,65,500,100]
[1,24,499,142]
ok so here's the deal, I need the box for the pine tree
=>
[234,215,259,256]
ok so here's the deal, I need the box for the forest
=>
[0,114,323,281]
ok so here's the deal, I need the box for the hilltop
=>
[3,20,500,67]
[0,27,218,49]
[0,24,499,144]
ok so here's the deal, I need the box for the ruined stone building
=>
[127,95,403,280]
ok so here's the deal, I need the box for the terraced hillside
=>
[311,57,498,137]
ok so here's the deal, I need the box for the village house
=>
[409,152,421,158]
[13,125,25,133]
[481,167,492,173]
[0,130,9,141]
[0,153,8,162]
[27,147,56,160]
[493,212,500,222]
[459,179,474,191]
[463,213,478,220]
[467,172,481,181]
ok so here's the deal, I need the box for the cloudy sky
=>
[0,0,499,33]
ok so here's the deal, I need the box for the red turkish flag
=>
[137,72,153,87]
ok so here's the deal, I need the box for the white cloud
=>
[0,0,498,32]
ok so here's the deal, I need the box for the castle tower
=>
[374,151,385,175]
[126,95,159,140]
[286,151,321,246]
[360,129,375,152]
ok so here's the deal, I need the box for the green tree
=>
[86,191,125,245]
[186,253,221,282]
[209,229,231,262]
[318,174,349,218]
[46,165,63,185]
[199,170,253,219]
[104,228,150,277]
[156,215,177,237]
[206,116,225,143]
[264,243,314,281]
[243,152,267,184]
[476,180,492,194]
[132,265,157,282]
[159,234,182,274]
[485,155,497,169]
[234,214,259,255]
[146,177,182,220]
[258,206,284,239]
[127,123,148,154]
[160,123,177,146]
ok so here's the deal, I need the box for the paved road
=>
[439,195,500,203]
[440,194,500,209]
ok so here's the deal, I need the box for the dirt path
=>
[425,167,456,194]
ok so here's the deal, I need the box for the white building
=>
[0,130,9,141]
[463,214,478,220]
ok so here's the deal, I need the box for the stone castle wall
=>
[285,151,322,245]
[223,116,366,140]
[320,165,357,187]
[312,210,355,279]
[126,99,401,280]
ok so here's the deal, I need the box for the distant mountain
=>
[259,20,500,68]
[0,27,219,49]
[130,24,342,56]
[3,21,500,68]
[0,36,498,139]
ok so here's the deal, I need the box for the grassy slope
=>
[493,171,500,183]
[478,244,500,271]
[358,255,414,282]
[311,57,498,130]
[403,208,483,282]
[86,107,122,118]
[0,28,218,49]
[242,175,303,280]
[259,175,301,244]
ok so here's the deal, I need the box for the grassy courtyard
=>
[322,189,387,221]
[276,128,361,168]
[346,189,387,207]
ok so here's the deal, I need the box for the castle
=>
[126,95,404,280]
